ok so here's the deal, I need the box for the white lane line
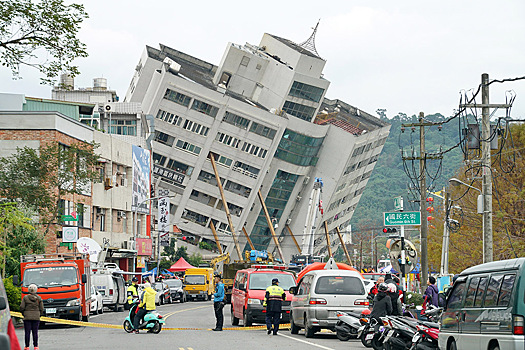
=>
[278,333,336,350]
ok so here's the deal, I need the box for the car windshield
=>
[185,275,205,285]
[248,273,295,291]
[23,266,78,287]
[315,276,365,295]
[165,279,182,288]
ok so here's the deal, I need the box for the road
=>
[15,300,368,350]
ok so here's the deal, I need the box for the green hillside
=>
[350,112,464,231]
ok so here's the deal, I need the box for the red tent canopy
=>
[296,262,362,281]
[168,257,195,272]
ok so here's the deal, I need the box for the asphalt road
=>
[15,300,368,350]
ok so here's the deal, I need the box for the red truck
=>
[19,254,92,322]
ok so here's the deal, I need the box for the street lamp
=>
[448,178,483,214]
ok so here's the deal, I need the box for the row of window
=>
[156,110,183,126]
[241,141,268,158]
[182,119,210,136]
[448,273,515,310]
[153,152,194,176]
[282,100,316,121]
[164,88,219,118]
[223,111,277,140]
[176,139,201,155]
[216,132,242,148]
[110,119,137,136]
[288,81,325,103]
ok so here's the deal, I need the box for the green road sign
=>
[384,211,421,226]
[61,215,78,221]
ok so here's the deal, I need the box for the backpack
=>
[438,292,446,308]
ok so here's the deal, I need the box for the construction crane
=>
[302,177,324,256]
[210,253,230,271]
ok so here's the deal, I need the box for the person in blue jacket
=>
[212,273,225,331]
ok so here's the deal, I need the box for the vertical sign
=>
[131,145,151,214]
[158,189,170,247]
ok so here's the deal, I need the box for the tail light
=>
[513,315,524,335]
[109,289,114,295]
[354,299,369,306]
[309,298,327,305]
[360,318,369,324]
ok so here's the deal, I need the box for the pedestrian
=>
[133,282,157,333]
[368,276,385,298]
[369,283,392,322]
[384,273,400,316]
[393,275,403,315]
[20,283,43,350]
[424,276,439,307]
[212,273,225,331]
[263,278,286,336]
[126,277,139,310]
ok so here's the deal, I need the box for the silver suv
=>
[289,269,368,338]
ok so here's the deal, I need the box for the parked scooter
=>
[123,301,165,334]
[335,310,362,341]
[410,323,439,350]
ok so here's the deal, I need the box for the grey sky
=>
[2,0,524,119]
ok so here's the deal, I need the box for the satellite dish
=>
[76,237,102,263]
[388,239,418,273]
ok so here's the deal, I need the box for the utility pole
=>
[440,192,451,275]
[481,73,493,263]
[458,73,512,263]
[401,112,443,291]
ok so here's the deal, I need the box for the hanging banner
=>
[131,145,151,214]
[137,256,146,268]
[158,189,170,247]
[136,238,152,256]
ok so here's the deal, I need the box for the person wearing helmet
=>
[369,283,393,322]
[212,273,224,331]
[264,278,286,336]
[126,277,139,310]
[384,274,400,315]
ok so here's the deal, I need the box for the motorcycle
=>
[334,310,362,341]
[410,323,439,350]
[358,317,377,348]
[123,301,165,334]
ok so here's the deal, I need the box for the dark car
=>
[165,278,187,303]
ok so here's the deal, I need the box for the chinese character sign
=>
[136,238,152,256]
[383,211,421,226]
[158,191,170,234]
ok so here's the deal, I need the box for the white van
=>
[289,269,368,338]
[91,269,126,311]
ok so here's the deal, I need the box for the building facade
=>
[124,30,390,262]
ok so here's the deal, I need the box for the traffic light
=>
[383,227,397,234]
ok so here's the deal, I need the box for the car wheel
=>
[99,305,104,314]
[113,303,119,312]
[304,314,315,338]
[231,305,239,326]
[160,296,164,305]
[243,309,252,327]
[290,312,300,334]
[449,340,457,350]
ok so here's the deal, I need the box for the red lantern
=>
[426,197,434,202]
[426,207,435,213]
[429,224,436,229]
[427,216,434,222]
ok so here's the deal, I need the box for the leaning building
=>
[124,29,390,262]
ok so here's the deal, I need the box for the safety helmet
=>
[214,272,222,279]
[378,282,389,292]
[387,283,397,293]
[132,277,138,282]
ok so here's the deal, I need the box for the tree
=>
[0,141,100,235]
[173,246,189,262]
[0,203,37,277]
[0,0,89,85]
[187,252,203,268]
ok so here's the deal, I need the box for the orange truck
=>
[18,254,92,322]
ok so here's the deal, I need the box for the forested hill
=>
[349,113,464,231]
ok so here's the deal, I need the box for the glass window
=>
[314,276,365,295]
[154,131,174,146]
[240,56,250,67]
[223,111,250,129]
[497,274,515,306]
[484,275,504,307]
[282,101,316,121]
[248,273,295,291]
[164,89,191,107]
[288,81,325,103]
[474,277,488,307]
[175,139,201,155]
[153,152,167,166]
[249,122,277,139]
[191,99,218,117]
[446,282,466,310]
[464,276,480,307]
[274,129,324,166]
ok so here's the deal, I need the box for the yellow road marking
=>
[164,305,210,320]
[10,310,290,331]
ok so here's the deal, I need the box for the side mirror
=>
[289,286,297,295]
[82,274,88,284]
[0,296,7,310]
[12,275,19,286]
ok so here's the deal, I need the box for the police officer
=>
[264,278,286,335]
[212,273,225,331]
[126,277,139,310]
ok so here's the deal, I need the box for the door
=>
[460,276,485,350]
[292,275,312,326]
[441,281,466,344]
[232,273,246,318]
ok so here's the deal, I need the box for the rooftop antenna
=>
[297,20,321,58]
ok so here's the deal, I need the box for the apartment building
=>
[122,30,390,262]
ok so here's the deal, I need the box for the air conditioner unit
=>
[117,211,126,219]
[104,177,113,189]
[296,196,302,202]
[95,207,104,216]
[121,241,128,249]
[303,176,310,185]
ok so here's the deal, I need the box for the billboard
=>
[132,145,151,214]
[136,238,152,256]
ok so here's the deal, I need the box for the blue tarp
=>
[142,267,175,277]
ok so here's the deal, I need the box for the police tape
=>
[10,311,290,331]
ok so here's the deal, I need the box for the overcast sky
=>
[2,0,525,119]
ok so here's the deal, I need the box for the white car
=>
[362,279,375,294]
[90,285,103,314]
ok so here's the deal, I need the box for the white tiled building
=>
[124,30,390,262]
